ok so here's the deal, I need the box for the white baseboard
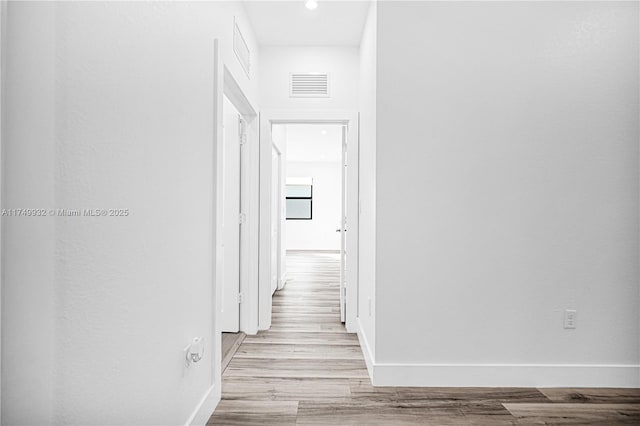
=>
[185,384,221,426]
[372,363,640,388]
[352,319,640,388]
[355,318,375,380]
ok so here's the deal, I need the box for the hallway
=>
[2,2,639,424]
[208,252,640,425]
[209,251,368,425]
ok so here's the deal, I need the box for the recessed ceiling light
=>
[321,129,327,135]
[305,0,318,11]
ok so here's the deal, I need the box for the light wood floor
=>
[208,251,640,425]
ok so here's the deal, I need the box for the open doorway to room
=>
[284,124,343,252]
[259,113,359,334]
[281,123,345,328]
[278,124,344,323]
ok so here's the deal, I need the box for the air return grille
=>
[234,20,250,77]
[290,73,330,98]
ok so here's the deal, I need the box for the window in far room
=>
[286,177,313,220]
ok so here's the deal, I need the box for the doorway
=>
[277,123,345,320]
[258,111,359,333]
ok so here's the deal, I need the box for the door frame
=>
[0,1,6,420]
[270,142,284,294]
[258,110,359,333]
[208,40,260,416]
[220,64,259,336]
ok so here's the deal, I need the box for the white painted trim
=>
[222,67,260,336]
[258,110,360,332]
[211,37,224,410]
[270,142,283,297]
[240,109,259,336]
[0,1,5,421]
[209,39,259,425]
[371,363,640,388]
[209,38,260,426]
[356,318,374,379]
[184,384,220,426]
[262,109,358,123]
[215,38,261,341]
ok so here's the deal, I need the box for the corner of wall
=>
[356,317,374,380]
[184,384,220,426]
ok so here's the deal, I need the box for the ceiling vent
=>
[233,19,250,77]
[290,73,330,98]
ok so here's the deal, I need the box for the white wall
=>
[2,1,259,424]
[259,46,359,110]
[356,0,377,370]
[286,162,342,251]
[373,1,639,386]
[0,2,4,420]
[2,3,56,423]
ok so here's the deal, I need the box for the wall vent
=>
[290,73,330,98]
[233,19,250,77]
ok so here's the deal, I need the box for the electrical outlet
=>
[564,309,577,329]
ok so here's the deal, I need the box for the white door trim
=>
[0,1,5,420]
[270,142,283,294]
[208,40,260,422]
[221,67,259,336]
[339,125,347,323]
[258,110,360,333]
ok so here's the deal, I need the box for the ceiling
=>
[243,1,371,46]
[283,124,343,162]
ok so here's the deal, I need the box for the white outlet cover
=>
[563,309,577,329]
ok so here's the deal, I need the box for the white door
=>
[221,96,241,332]
[339,125,347,323]
[270,146,280,295]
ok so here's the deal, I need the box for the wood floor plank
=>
[503,402,640,425]
[270,306,340,314]
[538,387,640,404]
[207,400,298,425]
[272,299,340,307]
[234,343,364,360]
[267,323,348,332]
[242,331,359,345]
[270,315,342,324]
[224,357,369,379]
[296,401,470,425]
[349,382,549,402]
[221,377,352,402]
[396,387,551,404]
